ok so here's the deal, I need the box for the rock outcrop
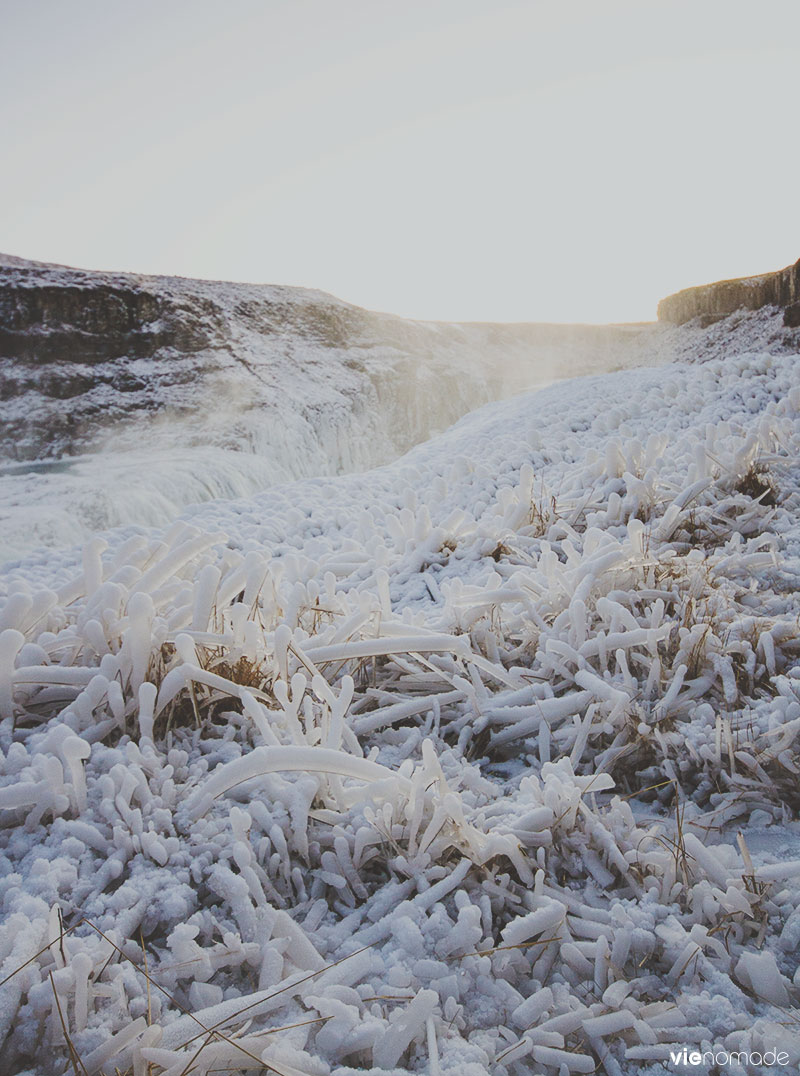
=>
[657,258,800,327]
[0,257,659,464]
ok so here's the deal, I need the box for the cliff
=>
[0,255,674,560]
[657,257,800,327]
[0,257,658,465]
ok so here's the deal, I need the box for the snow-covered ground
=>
[2,306,800,1075]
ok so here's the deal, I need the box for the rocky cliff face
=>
[0,258,659,465]
[657,258,800,327]
[0,255,670,560]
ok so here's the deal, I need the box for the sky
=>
[1,0,798,324]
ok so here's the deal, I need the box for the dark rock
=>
[657,258,800,326]
[784,301,800,328]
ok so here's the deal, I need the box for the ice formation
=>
[1,307,800,1074]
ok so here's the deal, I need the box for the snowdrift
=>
[1,307,800,1074]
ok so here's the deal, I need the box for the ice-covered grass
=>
[1,308,800,1074]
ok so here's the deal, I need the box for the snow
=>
[1,304,800,1073]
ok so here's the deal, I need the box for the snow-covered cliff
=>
[0,257,661,560]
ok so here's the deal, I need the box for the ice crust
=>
[1,307,800,1073]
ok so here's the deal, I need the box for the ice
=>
[735,950,791,1007]
[372,988,439,1069]
[1,305,800,1072]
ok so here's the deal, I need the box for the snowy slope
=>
[0,257,663,562]
[1,307,800,1075]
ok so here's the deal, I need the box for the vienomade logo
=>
[669,1046,790,1067]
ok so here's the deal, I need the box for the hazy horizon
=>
[1,0,799,323]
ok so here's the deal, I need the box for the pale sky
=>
[1,0,798,323]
